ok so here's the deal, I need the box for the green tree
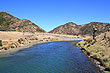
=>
[0,40,2,46]
[92,25,97,41]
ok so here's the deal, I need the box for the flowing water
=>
[0,41,102,73]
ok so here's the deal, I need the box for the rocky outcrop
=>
[0,12,45,32]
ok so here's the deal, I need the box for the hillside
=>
[49,22,110,35]
[0,12,45,32]
[77,32,110,72]
[49,22,81,35]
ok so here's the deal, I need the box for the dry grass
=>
[77,32,110,72]
[0,31,23,41]
[0,31,80,52]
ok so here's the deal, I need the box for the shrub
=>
[0,40,2,46]
[10,45,15,48]
[0,27,9,31]
[18,38,24,44]
[36,28,45,32]
[35,37,38,40]
[4,47,8,50]
[31,31,35,34]
[0,16,6,24]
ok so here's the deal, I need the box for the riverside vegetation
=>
[0,40,2,46]
[77,32,110,73]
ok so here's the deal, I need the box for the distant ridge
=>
[0,12,45,32]
[49,22,110,35]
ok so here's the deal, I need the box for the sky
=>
[0,0,110,31]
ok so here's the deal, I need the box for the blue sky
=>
[0,0,110,31]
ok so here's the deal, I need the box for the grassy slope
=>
[77,32,110,73]
[0,12,45,32]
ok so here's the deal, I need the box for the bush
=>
[4,47,8,50]
[0,40,2,46]
[18,38,24,44]
[0,16,6,24]
[35,37,38,40]
[36,28,45,32]
[0,27,9,31]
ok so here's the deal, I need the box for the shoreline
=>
[0,41,49,57]
[0,39,82,57]
[72,42,105,73]
[0,31,83,57]
[0,40,65,57]
[80,47,105,72]
[76,41,109,73]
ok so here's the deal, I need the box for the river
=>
[0,41,102,73]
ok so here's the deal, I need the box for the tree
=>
[92,25,97,41]
[0,40,2,46]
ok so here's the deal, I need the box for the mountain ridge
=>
[49,22,110,35]
[0,12,45,32]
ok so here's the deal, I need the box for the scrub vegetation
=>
[0,40,2,46]
[77,32,110,73]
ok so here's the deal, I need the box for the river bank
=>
[0,32,61,56]
[77,32,110,73]
[0,41,45,57]
[0,38,81,57]
[0,39,61,57]
[0,31,82,57]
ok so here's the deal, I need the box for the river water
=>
[0,41,102,73]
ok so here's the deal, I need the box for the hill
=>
[0,12,45,32]
[49,22,110,35]
[77,32,110,72]
[49,22,81,35]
